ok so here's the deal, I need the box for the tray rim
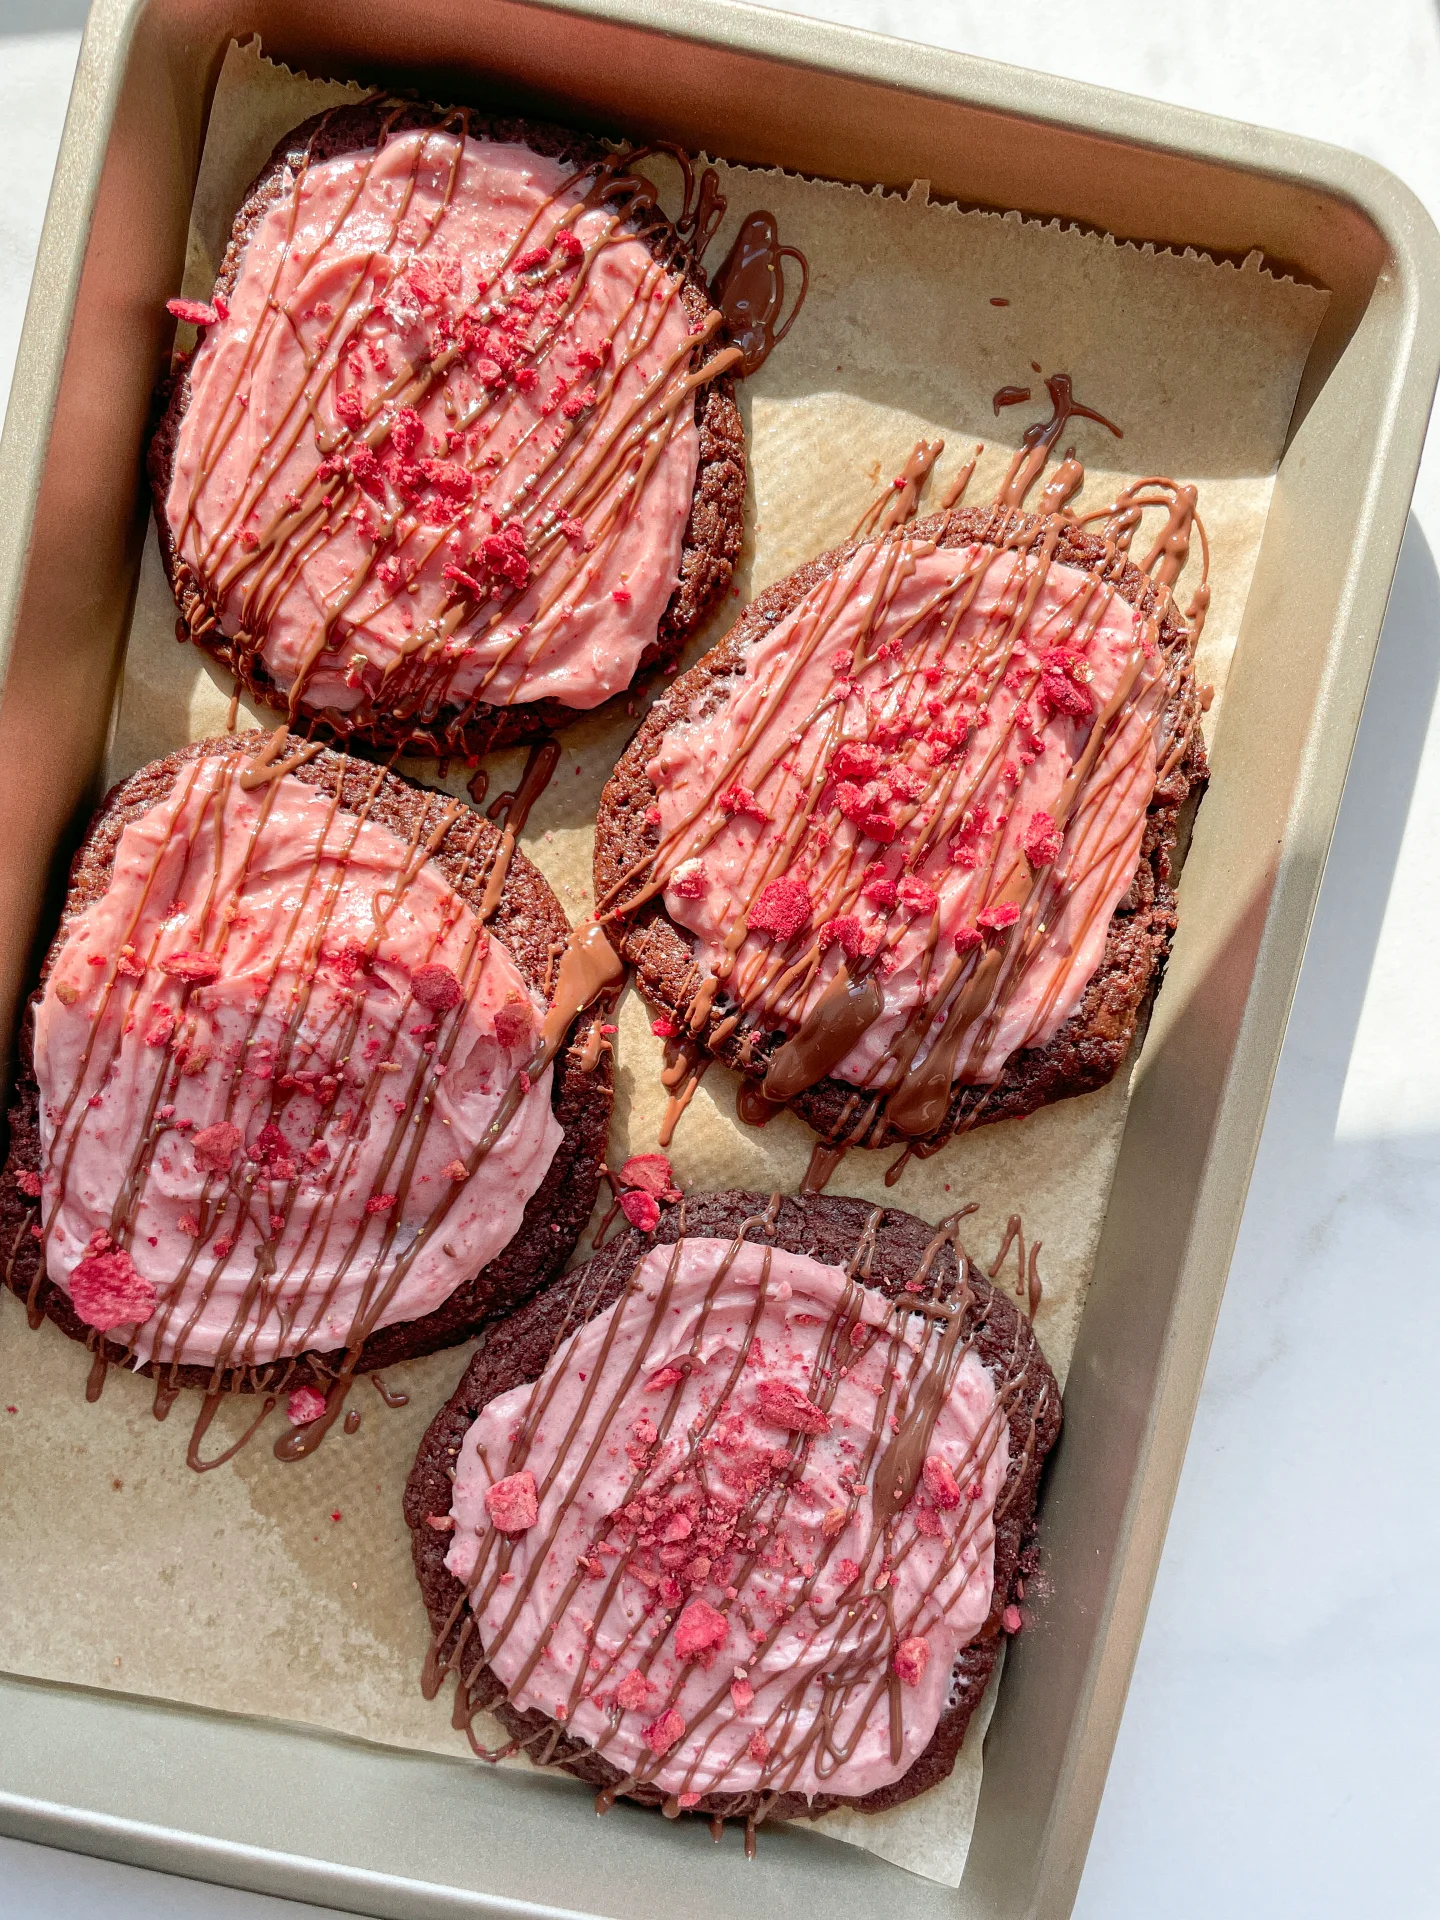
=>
[2,0,1438,1916]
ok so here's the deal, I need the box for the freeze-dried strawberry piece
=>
[166,297,220,326]
[70,1234,156,1331]
[115,945,145,978]
[978,901,1020,933]
[748,876,813,942]
[1002,1604,1023,1634]
[388,406,424,457]
[896,876,939,915]
[953,926,983,955]
[651,1016,679,1037]
[15,1170,41,1198]
[365,1193,398,1215]
[191,1121,242,1173]
[251,1123,297,1179]
[893,1635,930,1685]
[817,915,865,960]
[668,861,707,900]
[1024,808,1061,866]
[642,1707,686,1756]
[755,1380,828,1435]
[484,1470,539,1532]
[646,1365,685,1391]
[748,1731,770,1763]
[443,1158,469,1181]
[160,950,221,984]
[613,1669,652,1711]
[619,1153,679,1199]
[730,1677,754,1712]
[1037,646,1094,719]
[286,1385,327,1425]
[620,1190,661,1232]
[348,445,387,500]
[829,741,883,784]
[421,458,475,501]
[717,782,768,823]
[922,1455,962,1509]
[836,780,897,844]
[512,244,551,273]
[822,1505,847,1539]
[674,1599,728,1659]
[442,561,483,597]
[413,963,462,1012]
[480,521,530,590]
[493,998,534,1051]
[333,389,366,432]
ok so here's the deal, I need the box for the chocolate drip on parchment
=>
[423,1203,1054,1841]
[599,375,1209,1186]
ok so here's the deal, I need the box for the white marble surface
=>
[2,3,1439,1915]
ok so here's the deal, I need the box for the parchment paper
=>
[0,38,1328,1888]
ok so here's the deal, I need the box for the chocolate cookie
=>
[593,502,1208,1154]
[406,1190,1059,1831]
[147,98,745,758]
[0,732,615,1397]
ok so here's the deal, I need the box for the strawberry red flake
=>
[1002,1604,1023,1634]
[717,782,768,823]
[893,1635,930,1685]
[365,1193,398,1215]
[286,1385,327,1425]
[836,780,898,844]
[480,521,530,590]
[650,1015,679,1037]
[485,1469,539,1532]
[614,1669,653,1711]
[562,388,597,420]
[922,1455,962,1509]
[618,1153,679,1199]
[16,1170,41,1197]
[389,406,424,457]
[160,950,221,984]
[646,1365,685,1390]
[1023,808,1061,866]
[412,963,462,1012]
[191,1121,242,1173]
[642,1707,687,1756]
[748,875,813,942]
[512,244,551,272]
[115,945,145,977]
[443,1158,469,1181]
[555,229,585,262]
[678,1792,701,1809]
[817,915,865,960]
[610,585,631,603]
[421,458,474,501]
[674,1598,729,1659]
[493,999,534,1050]
[954,926,982,954]
[978,902,1020,933]
[333,389,365,432]
[620,1190,661,1233]
[896,876,939,915]
[747,1731,770,1763]
[70,1234,156,1332]
[730,1677,754,1712]
[829,741,883,785]
[166,297,220,326]
[755,1380,828,1435]
[668,862,707,900]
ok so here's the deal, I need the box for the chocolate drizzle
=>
[710,212,809,377]
[414,1197,1059,1837]
[597,375,1209,1162]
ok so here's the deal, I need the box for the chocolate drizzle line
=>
[598,374,1208,1173]
[418,1199,1057,1840]
[163,108,802,753]
[23,734,618,1469]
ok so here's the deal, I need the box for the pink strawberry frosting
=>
[649,540,1163,1087]
[446,1237,1007,1800]
[166,128,700,716]
[32,753,561,1367]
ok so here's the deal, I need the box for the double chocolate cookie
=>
[406,1191,1059,1830]
[0,732,613,1398]
[148,98,746,757]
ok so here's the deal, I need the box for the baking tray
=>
[0,0,1436,1915]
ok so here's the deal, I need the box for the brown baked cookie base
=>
[146,98,746,758]
[0,732,614,1392]
[592,504,1209,1152]
[405,1190,1060,1824]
